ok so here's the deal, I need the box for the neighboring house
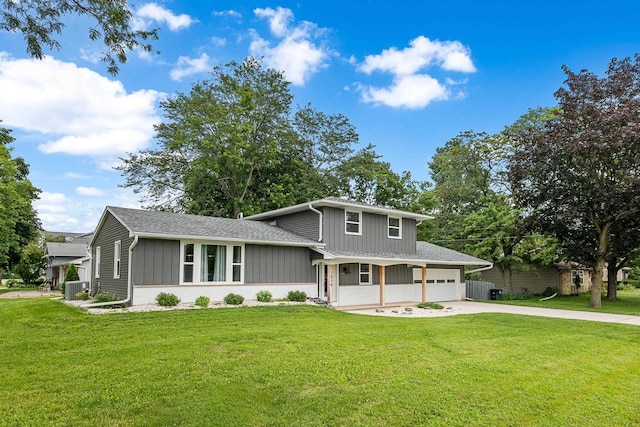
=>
[480,263,593,295]
[89,198,492,307]
[44,232,93,288]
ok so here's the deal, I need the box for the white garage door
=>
[413,268,461,302]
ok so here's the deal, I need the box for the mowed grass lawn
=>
[494,287,640,316]
[2,300,640,426]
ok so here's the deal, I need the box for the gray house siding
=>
[338,262,413,285]
[268,210,320,242]
[245,244,315,284]
[132,239,180,285]
[321,207,416,254]
[91,212,132,299]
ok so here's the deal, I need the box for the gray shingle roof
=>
[317,242,491,266]
[45,242,89,257]
[107,206,321,246]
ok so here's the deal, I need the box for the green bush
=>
[32,277,46,285]
[6,279,18,288]
[75,291,90,301]
[542,287,556,297]
[417,302,444,309]
[156,292,180,307]
[224,293,244,305]
[195,295,210,308]
[92,292,123,308]
[64,264,80,282]
[287,290,307,302]
[256,290,272,303]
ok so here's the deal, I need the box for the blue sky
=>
[1,0,639,232]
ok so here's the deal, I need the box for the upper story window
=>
[388,216,402,239]
[113,240,121,279]
[95,246,101,279]
[345,210,362,235]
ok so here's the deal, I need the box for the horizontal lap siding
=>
[245,245,315,284]
[322,207,416,253]
[132,239,180,285]
[480,266,560,293]
[91,212,132,300]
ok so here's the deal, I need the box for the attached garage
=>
[413,268,462,302]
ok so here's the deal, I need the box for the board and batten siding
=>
[132,239,180,285]
[244,244,315,284]
[267,210,320,241]
[338,263,413,285]
[321,207,416,254]
[91,211,132,299]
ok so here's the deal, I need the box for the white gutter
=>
[466,263,494,274]
[308,204,323,242]
[83,235,139,308]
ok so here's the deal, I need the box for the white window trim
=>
[359,263,371,285]
[113,240,121,279]
[387,216,402,239]
[95,246,101,279]
[180,241,244,285]
[345,210,362,236]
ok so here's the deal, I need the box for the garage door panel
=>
[413,268,460,302]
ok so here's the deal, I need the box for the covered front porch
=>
[314,260,464,307]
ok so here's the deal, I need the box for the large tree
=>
[0,125,40,275]
[119,58,405,217]
[509,55,640,308]
[1,0,158,75]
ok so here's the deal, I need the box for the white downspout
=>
[83,235,139,308]
[466,263,494,274]
[308,204,323,242]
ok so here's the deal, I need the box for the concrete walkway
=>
[347,300,640,326]
[444,301,640,326]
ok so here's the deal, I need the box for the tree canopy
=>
[0,0,158,75]
[0,126,40,275]
[509,55,640,307]
[119,58,421,217]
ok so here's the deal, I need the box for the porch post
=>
[379,265,386,306]
[422,266,427,302]
[328,264,334,304]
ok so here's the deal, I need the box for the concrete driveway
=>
[347,300,640,326]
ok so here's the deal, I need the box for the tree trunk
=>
[591,257,605,308]
[606,256,618,301]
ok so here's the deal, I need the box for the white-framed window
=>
[180,241,244,284]
[113,240,121,279]
[359,263,371,284]
[95,246,101,278]
[571,269,584,288]
[345,210,362,235]
[388,216,402,239]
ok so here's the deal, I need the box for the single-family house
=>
[88,198,492,307]
[44,232,93,289]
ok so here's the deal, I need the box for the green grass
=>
[494,288,640,316]
[2,299,640,426]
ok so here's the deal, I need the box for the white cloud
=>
[356,36,475,109]
[213,10,242,19]
[76,186,105,197]
[249,7,330,86]
[133,3,196,32]
[211,36,227,47]
[169,53,212,81]
[0,53,163,166]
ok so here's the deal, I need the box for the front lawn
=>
[495,287,640,316]
[1,299,640,426]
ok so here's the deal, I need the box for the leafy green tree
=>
[0,125,40,276]
[13,242,45,284]
[0,0,158,75]
[509,55,640,308]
